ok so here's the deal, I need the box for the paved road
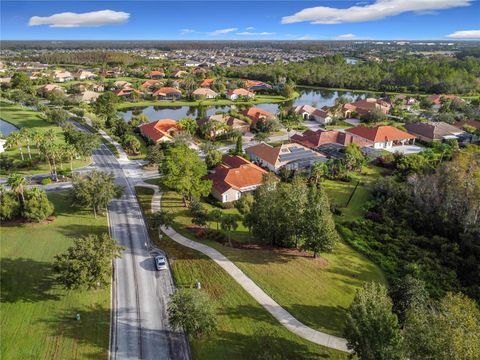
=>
[92,145,190,360]
[143,183,349,353]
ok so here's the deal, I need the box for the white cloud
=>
[281,0,471,24]
[246,26,255,30]
[446,30,480,39]
[180,28,196,34]
[29,9,129,28]
[208,28,238,36]
[336,33,357,40]
[237,31,274,36]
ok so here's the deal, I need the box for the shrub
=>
[41,178,52,185]
[0,191,21,221]
[22,188,54,222]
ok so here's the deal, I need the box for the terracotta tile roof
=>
[346,125,415,143]
[241,107,275,126]
[227,88,255,97]
[291,129,363,149]
[138,119,181,142]
[204,155,267,194]
[152,87,181,96]
[140,80,161,88]
[454,119,480,130]
[200,78,215,87]
[148,70,165,76]
[427,94,461,105]
[342,98,391,115]
[113,87,143,97]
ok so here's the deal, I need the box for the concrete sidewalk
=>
[141,183,349,353]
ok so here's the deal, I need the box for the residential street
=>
[93,145,190,360]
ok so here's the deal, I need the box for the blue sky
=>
[1,1,480,41]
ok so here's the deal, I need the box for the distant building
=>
[73,70,97,80]
[53,70,74,82]
[192,87,218,99]
[342,98,391,117]
[226,88,255,100]
[204,155,268,203]
[294,105,333,124]
[37,84,65,96]
[146,70,165,79]
[152,87,182,100]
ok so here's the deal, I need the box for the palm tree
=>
[20,128,33,160]
[6,132,24,161]
[44,129,57,143]
[7,173,27,206]
[63,144,76,171]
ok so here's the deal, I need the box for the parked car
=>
[154,255,167,271]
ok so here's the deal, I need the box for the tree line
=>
[226,54,480,95]
[341,145,480,302]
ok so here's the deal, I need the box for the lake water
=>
[119,87,371,122]
[0,119,18,136]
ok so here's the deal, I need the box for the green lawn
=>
[135,186,346,359]
[0,102,91,176]
[155,180,386,337]
[116,94,296,110]
[323,166,383,221]
[0,191,110,360]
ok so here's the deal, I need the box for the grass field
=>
[0,191,110,360]
[116,93,297,110]
[135,186,346,359]
[0,102,91,176]
[155,177,386,337]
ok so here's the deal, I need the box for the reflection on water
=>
[119,87,371,122]
[0,119,18,136]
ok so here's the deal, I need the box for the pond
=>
[118,87,372,122]
[0,119,18,136]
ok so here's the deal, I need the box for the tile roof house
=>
[71,90,101,103]
[291,129,369,149]
[200,78,215,88]
[342,98,391,117]
[405,122,465,142]
[114,80,132,89]
[294,105,333,124]
[204,155,268,203]
[427,95,463,109]
[345,125,416,149]
[226,88,255,100]
[197,114,250,137]
[138,119,181,143]
[454,119,480,131]
[53,70,74,82]
[37,84,65,96]
[246,142,326,173]
[140,80,161,92]
[241,107,276,128]
[242,79,272,91]
[113,87,144,99]
[192,87,218,99]
[73,70,97,80]
[152,87,182,100]
[173,70,188,78]
[146,70,165,79]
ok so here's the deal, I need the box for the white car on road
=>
[154,255,167,271]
